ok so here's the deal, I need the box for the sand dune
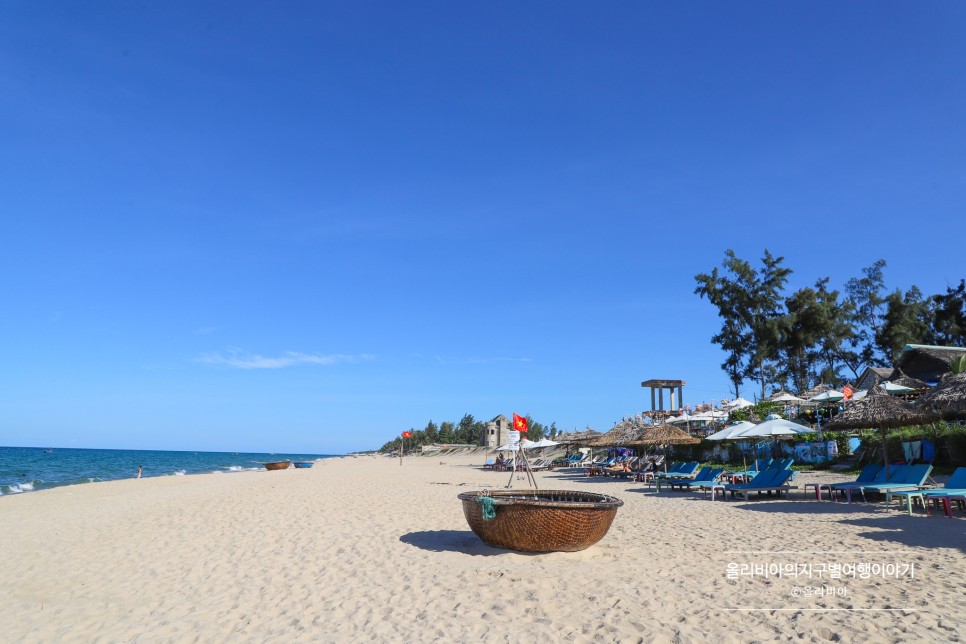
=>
[1,454,963,642]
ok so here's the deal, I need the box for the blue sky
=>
[2,2,965,453]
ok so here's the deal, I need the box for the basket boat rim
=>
[457,489,623,510]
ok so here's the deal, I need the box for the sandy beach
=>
[2,454,964,642]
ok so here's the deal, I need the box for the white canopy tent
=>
[724,397,754,409]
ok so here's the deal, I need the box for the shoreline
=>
[1,453,963,642]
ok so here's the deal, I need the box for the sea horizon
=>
[0,445,339,496]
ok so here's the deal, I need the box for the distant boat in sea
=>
[263,461,291,471]
[293,462,313,469]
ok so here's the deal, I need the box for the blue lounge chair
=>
[890,467,966,516]
[829,464,894,502]
[676,468,725,491]
[725,464,796,500]
[655,462,687,477]
[729,458,773,483]
[817,464,883,501]
[669,466,712,490]
[723,466,780,494]
[858,464,933,503]
[655,462,700,480]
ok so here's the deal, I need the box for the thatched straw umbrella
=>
[825,386,938,476]
[586,421,647,448]
[626,423,700,471]
[556,429,602,445]
[915,372,966,419]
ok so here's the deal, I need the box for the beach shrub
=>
[940,424,966,463]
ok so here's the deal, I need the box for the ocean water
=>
[0,446,337,496]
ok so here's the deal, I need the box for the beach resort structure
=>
[896,344,966,383]
[640,379,686,413]
[480,414,512,448]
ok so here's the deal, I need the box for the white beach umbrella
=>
[734,418,812,438]
[705,421,757,441]
[880,381,915,395]
[529,438,559,449]
[810,389,845,402]
[691,409,728,421]
[770,392,805,403]
[666,413,692,424]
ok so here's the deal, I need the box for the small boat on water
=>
[263,461,291,471]
[293,462,313,468]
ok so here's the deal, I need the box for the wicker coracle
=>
[457,490,623,553]
[263,461,291,470]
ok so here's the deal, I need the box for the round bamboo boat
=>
[457,490,623,553]
[263,461,291,470]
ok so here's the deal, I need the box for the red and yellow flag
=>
[842,385,854,401]
[402,431,412,438]
[512,413,528,433]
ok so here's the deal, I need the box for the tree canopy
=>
[696,250,966,398]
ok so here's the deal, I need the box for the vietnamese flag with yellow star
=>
[512,413,528,433]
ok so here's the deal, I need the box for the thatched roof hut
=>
[555,429,602,445]
[825,387,938,476]
[915,372,966,419]
[627,423,700,448]
[585,422,647,447]
[886,368,931,392]
[826,387,936,431]
[895,344,966,383]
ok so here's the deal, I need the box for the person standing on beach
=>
[137,466,142,479]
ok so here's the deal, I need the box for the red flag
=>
[842,385,854,401]
[402,431,412,438]
[512,413,528,433]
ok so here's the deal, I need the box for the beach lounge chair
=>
[673,467,725,491]
[813,464,883,501]
[724,464,795,500]
[668,466,711,489]
[655,462,700,480]
[828,464,894,503]
[857,464,933,503]
[890,467,966,516]
[728,458,772,483]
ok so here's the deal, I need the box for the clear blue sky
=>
[2,2,965,453]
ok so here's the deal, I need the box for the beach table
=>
[885,486,937,516]
[939,494,966,519]
[804,482,828,501]
[710,483,727,501]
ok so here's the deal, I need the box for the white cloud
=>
[198,349,374,369]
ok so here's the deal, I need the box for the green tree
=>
[929,280,966,347]
[844,260,889,369]
[695,249,792,399]
[456,413,481,444]
[778,278,857,390]
[876,286,930,363]
[438,421,456,444]
[423,420,439,444]
[525,415,546,441]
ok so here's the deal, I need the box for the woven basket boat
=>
[292,462,314,469]
[457,490,623,553]
[263,461,291,470]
